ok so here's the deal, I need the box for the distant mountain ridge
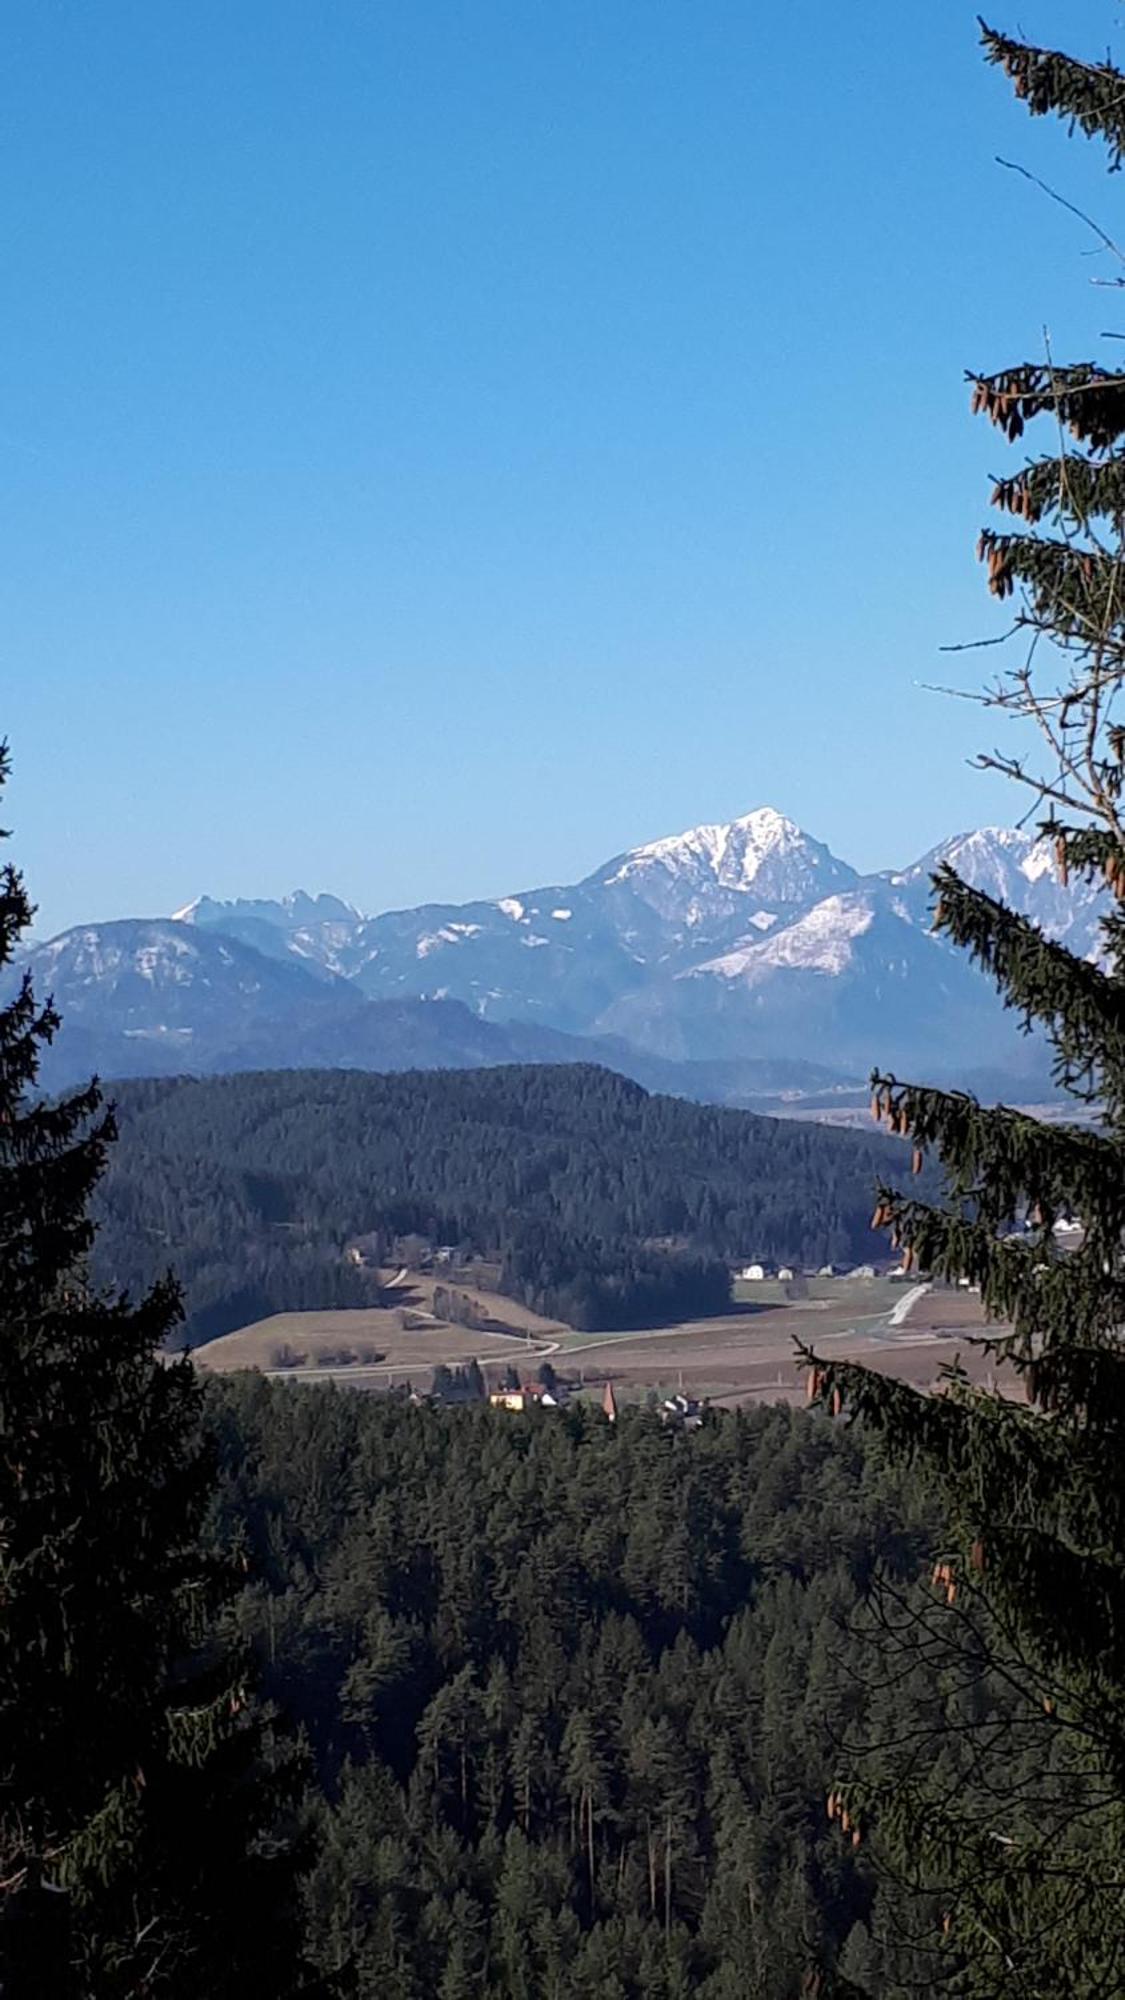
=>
[13,808,1098,1097]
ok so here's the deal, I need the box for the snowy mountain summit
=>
[888,826,1104,953]
[888,826,1053,903]
[596,807,857,927]
[17,805,1109,1090]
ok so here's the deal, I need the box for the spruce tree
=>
[803,20,1125,1997]
[0,744,305,1996]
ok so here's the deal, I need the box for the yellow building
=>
[489,1388,530,1412]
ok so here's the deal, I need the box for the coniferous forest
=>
[208,1376,942,1998]
[90,1067,906,1343]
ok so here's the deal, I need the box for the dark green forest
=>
[207,1379,955,1997]
[91,1065,905,1343]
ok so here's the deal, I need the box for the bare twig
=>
[997,155,1125,270]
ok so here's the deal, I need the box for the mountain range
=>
[13,808,1099,1106]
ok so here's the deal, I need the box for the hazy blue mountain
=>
[174,890,364,973]
[19,808,1090,1094]
[598,881,1028,1075]
[9,913,870,1108]
[9,920,365,1082]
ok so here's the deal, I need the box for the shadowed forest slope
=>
[93,1065,908,1342]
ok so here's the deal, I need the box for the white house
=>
[738,1262,769,1282]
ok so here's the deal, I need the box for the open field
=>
[563,1294,1018,1406]
[197,1274,1016,1404]
[731,1275,898,1313]
[397,1270,567,1336]
[196,1273,563,1380]
[893,1286,1004,1337]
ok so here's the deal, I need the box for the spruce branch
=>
[980,21,1125,171]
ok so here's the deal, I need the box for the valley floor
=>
[197,1273,1016,1404]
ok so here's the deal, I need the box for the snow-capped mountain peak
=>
[609,806,804,884]
[885,825,1106,955]
[596,806,858,922]
[937,826,1063,891]
[25,804,1112,1094]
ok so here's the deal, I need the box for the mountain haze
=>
[16,807,1101,1094]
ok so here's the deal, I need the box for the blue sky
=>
[4,2,1124,933]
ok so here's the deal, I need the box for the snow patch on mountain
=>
[37,926,204,986]
[416,923,485,958]
[694,895,877,982]
[123,1024,195,1040]
[1020,842,1057,884]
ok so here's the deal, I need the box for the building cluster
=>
[737,1259,906,1283]
[483,1378,705,1429]
[345,1231,475,1273]
[656,1391,704,1430]
[487,1380,563,1413]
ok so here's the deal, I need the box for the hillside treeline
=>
[93,1064,904,1343]
[206,1381,987,1996]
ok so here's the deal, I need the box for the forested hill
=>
[205,1380,936,1994]
[94,1064,906,1344]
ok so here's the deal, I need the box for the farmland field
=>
[198,1273,1016,1404]
[195,1271,563,1376]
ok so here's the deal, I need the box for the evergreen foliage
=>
[206,1378,944,1998]
[90,1065,908,1342]
[981,20,1125,168]
[801,21,1125,1994]
[0,746,306,1996]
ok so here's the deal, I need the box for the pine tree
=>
[801,21,1125,1997]
[561,1709,611,1909]
[0,745,305,1995]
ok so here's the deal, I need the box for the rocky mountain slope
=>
[16,808,1100,1094]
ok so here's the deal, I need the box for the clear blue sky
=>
[4,2,1123,933]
